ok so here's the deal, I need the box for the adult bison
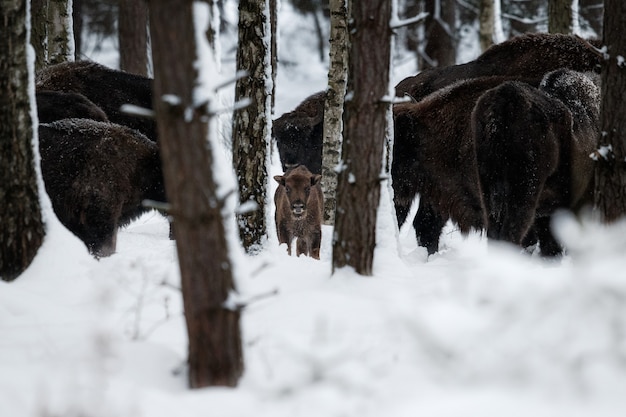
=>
[36,61,156,140]
[39,119,166,257]
[35,90,109,123]
[274,165,323,259]
[395,33,602,101]
[272,91,326,174]
[472,69,600,255]
[390,76,540,254]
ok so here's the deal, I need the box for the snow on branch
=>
[501,12,547,25]
[390,12,429,30]
[212,70,249,93]
[120,104,156,118]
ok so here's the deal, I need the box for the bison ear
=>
[311,174,322,186]
[273,175,284,185]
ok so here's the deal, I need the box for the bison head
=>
[274,165,321,218]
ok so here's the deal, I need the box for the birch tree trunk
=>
[479,0,505,52]
[119,0,150,76]
[232,0,271,253]
[1,0,45,281]
[321,0,348,225]
[48,0,74,65]
[332,0,392,275]
[149,0,243,388]
[593,0,626,222]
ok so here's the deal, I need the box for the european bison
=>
[36,61,156,140]
[39,119,166,257]
[390,77,536,254]
[275,33,602,183]
[395,32,602,101]
[273,91,326,174]
[274,165,323,259]
[472,69,600,255]
[36,90,109,123]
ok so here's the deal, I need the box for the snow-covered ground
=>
[3,4,626,417]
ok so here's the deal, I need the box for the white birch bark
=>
[321,0,349,225]
[48,0,74,64]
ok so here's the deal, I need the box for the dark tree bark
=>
[73,0,83,60]
[149,0,243,388]
[594,0,626,222]
[1,0,45,281]
[119,0,150,76]
[548,0,577,34]
[478,0,495,52]
[321,0,348,225]
[31,0,49,72]
[422,0,456,69]
[332,0,392,275]
[232,0,271,253]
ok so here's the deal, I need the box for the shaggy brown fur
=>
[395,33,602,101]
[36,61,156,140]
[36,90,109,123]
[274,165,323,259]
[472,70,600,256]
[39,119,166,257]
[273,91,326,174]
[391,76,545,254]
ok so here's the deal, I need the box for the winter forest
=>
[2,0,626,415]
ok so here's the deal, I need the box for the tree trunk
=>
[332,0,392,276]
[232,0,271,253]
[31,0,49,72]
[548,0,578,34]
[269,0,277,112]
[593,0,626,222]
[119,0,149,76]
[422,0,456,69]
[321,0,348,225]
[149,0,243,388]
[478,0,494,52]
[48,0,74,65]
[73,0,83,60]
[0,0,45,281]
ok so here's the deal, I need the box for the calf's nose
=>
[292,202,305,215]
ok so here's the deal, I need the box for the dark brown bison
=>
[39,119,166,257]
[273,165,323,259]
[36,61,156,140]
[390,77,537,254]
[36,90,109,123]
[395,33,602,101]
[273,91,326,174]
[472,69,600,255]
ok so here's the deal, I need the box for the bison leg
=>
[309,228,322,260]
[296,237,308,258]
[276,221,293,255]
[413,200,446,255]
[534,216,563,257]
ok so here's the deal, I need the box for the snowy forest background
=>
[3,0,626,416]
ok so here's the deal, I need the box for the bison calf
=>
[274,165,323,259]
[39,119,166,257]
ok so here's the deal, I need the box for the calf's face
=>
[274,170,321,218]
